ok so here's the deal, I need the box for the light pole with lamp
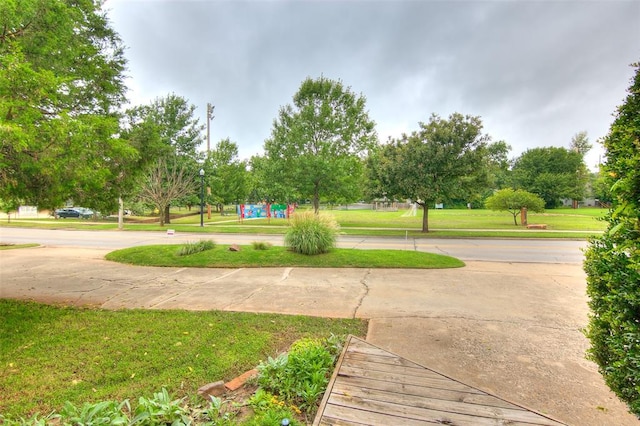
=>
[199,169,205,227]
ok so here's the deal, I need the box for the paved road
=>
[0,227,587,263]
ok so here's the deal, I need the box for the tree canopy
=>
[485,188,545,225]
[584,62,640,416]
[369,113,493,232]
[511,146,587,208]
[261,76,377,212]
[0,0,130,211]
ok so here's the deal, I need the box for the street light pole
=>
[206,103,215,152]
[199,169,205,227]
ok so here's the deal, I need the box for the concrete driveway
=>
[0,246,636,425]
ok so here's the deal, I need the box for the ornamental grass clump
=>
[251,241,272,250]
[284,211,338,255]
[177,239,216,256]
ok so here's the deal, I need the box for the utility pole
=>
[206,102,214,219]
[206,102,215,152]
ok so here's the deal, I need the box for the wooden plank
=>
[326,394,538,426]
[346,338,416,359]
[342,356,458,380]
[338,365,481,393]
[333,375,519,410]
[344,349,425,369]
[320,403,441,425]
[330,382,564,425]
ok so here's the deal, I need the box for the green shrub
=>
[251,241,272,250]
[177,239,216,256]
[284,212,338,255]
[256,336,341,416]
[584,63,640,416]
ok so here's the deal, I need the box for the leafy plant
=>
[246,389,302,426]
[59,399,131,425]
[0,413,59,426]
[284,211,338,255]
[198,395,237,425]
[256,336,339,416]
[132,388,191,425]
[177,239,216,256]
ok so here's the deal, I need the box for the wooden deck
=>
[314,335,567,425]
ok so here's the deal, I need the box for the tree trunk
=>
[313,183,320,214]
[513,212,519,226]
[158,203,166,227]
[164,205,170,224]
[118,197,124,230]
[420,202,429,232]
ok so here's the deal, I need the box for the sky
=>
[104,0,640,170]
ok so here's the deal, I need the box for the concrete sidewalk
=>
[1,246,636,425]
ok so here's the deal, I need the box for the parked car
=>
[54,207,93,219]
[76,207,94,218]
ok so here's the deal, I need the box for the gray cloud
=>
[106,0,640,169]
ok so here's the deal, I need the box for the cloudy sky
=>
[105,0,639,170]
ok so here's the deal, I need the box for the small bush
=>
[256,335,341,416]
[284,211,338,255]
[177,239,216,256]
[251,241,272,250]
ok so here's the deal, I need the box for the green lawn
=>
[0,207,608,239]
[0,299,367,419]
[106,244,465,269]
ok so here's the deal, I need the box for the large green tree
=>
[511,146,587,208]
[584,63,640,416]
[370,113,493,232]
[262,76,377,213]
[0,0,131,211]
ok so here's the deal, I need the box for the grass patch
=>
[0,243,39,250]
[106,244,464,269]
[0,299,367,419]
